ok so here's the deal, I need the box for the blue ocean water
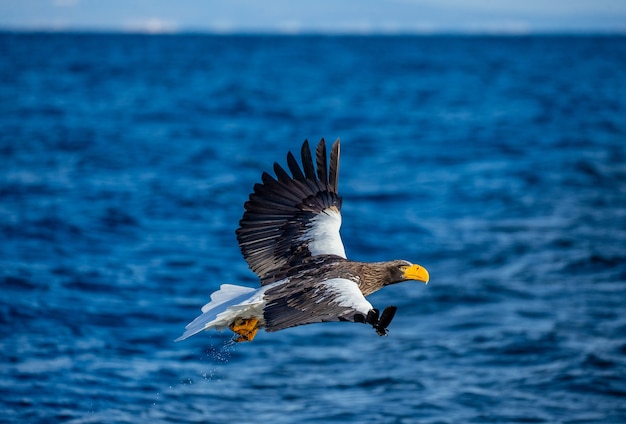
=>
[1,33,625,423]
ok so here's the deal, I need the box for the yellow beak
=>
[403,264,429,284]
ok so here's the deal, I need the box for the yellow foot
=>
[229,317,260,342]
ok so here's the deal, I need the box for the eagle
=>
[176,138,429,343]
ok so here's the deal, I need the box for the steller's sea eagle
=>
[176,138,429,343]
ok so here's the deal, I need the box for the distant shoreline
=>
[1,29,625,37]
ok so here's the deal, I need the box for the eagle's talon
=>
[375,326,388,336]
[229,318,260,342]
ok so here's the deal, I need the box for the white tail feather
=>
[175,284,256,342]
[202,284,255,312]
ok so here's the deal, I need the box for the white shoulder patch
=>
[303,207,347,258]
[319,278,372,314]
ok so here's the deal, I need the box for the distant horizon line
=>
[2,26,625,37]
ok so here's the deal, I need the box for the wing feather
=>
[300,140,316,180]
[287,151,306,181]
[316,138,328,185]
[329,139,340,193]
[273,162,292,184]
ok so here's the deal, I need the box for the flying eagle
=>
[176,138,429,343]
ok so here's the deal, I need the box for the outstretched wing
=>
[236,138,345,284]
[263,277,374,332]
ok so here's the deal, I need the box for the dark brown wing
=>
[263,276,374,332]
[236,138,345,284]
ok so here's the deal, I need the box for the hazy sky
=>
[1,0,625,33]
